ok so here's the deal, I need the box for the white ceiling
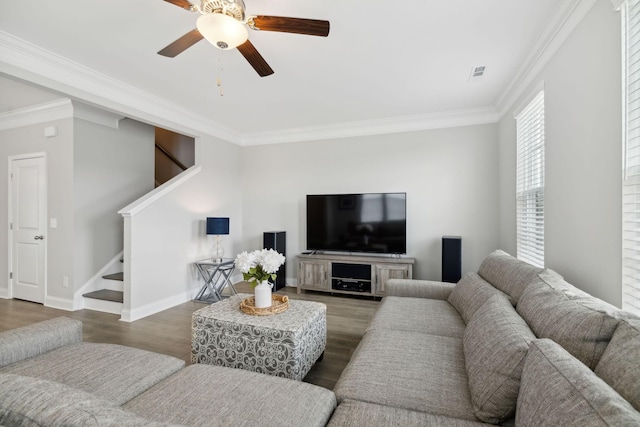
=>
[0,0,574,144]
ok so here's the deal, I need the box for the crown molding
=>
[495,0,598,117]
[240,107,501,146]
[0,30,241,143]
[73,101,124,129]
[0,30,503,146]
[0,98,72,130]
[0,97,126,130]
[1,1,593,147]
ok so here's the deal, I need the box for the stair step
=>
[83,290,123,303]
[102,272,124,281]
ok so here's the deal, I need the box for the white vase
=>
[254,281,273,308]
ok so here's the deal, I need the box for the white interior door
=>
[10,155,46,303]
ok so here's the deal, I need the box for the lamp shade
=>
[196,13,248,50]
[206,217,230,235]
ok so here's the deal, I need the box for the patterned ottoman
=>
[191,293,326,381]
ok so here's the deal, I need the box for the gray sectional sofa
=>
[0,317,336,426]
[1,249,639,426]
[330,250,640,426]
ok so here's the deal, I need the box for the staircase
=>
[80,128,193,316]
[82,271,124,314]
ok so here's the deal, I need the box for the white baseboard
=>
[0,288,9,299]
[45,295,74,311]
[120,289,192,322]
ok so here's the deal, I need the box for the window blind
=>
[516,91,545,268]
[622,0,640,316]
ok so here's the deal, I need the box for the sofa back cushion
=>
[594,319,640,411]
[463,295,536,424]
[516,339,640,427]
[516,270,625,370]
[477,250,543,303]
[448,272,513,323]
[0,317,82,368]
[0,373,176,427]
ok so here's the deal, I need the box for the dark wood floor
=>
[0,283,380,390]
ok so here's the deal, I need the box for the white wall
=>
[122,134,243,321]
[242,125,500,283]
[498,0,622,305]
[73,117,154,290]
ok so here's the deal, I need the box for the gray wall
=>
[73,117,154,290]
[241,124,500,282]
[0,103,156,303]
[498,0,622,305]
[0,117,75,301]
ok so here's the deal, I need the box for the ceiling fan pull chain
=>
[217,51,224,96]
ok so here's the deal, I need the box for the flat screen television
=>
[306,193,407,254]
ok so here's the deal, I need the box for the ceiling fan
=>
[158,0,330,77]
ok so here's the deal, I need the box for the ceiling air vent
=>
[469,65,486,82]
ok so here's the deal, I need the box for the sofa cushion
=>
[0,373,177,427]
[448,272,513,323]
[594,318,640,411]
[0,317,82,369]
[516,339,640,427]
[477,250,542,303]
[366,296,466,338]
[531,269,593,297]
[385,279,456,299]
[327,400,492,427]
[516,271,625,370]
[463,295,536,424]
[334,329,477,421]
[0,342,185,405]
[124,364,335,427]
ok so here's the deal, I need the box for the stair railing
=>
[155,143,188,171]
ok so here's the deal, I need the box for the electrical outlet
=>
[63,276,69,288]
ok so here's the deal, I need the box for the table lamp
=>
[206,217,229,262]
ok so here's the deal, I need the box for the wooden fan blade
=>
[237,40,274,77]
[251,16,330,37]
[162,0,195,10]
[158,29,203,57]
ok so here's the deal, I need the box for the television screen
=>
[306,193,407,254]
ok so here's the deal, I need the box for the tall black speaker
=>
[263,231,286,291]
[442,235,461,283]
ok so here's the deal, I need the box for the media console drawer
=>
[297,254,414,297]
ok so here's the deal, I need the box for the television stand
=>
[296,253,414,297]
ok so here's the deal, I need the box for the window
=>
[516,90,545,268]
[622,0,640,316]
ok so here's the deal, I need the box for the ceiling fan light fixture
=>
[196,13,248,50]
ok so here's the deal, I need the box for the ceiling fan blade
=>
[158,29,203,57]
[162,0,195,11]
[251,16,330,37]
[237,40,274,77]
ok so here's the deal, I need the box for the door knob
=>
[34,235,44,240]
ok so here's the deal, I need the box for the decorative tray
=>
[240,295,289,316]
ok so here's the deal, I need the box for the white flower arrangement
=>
[235,249,286,287]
